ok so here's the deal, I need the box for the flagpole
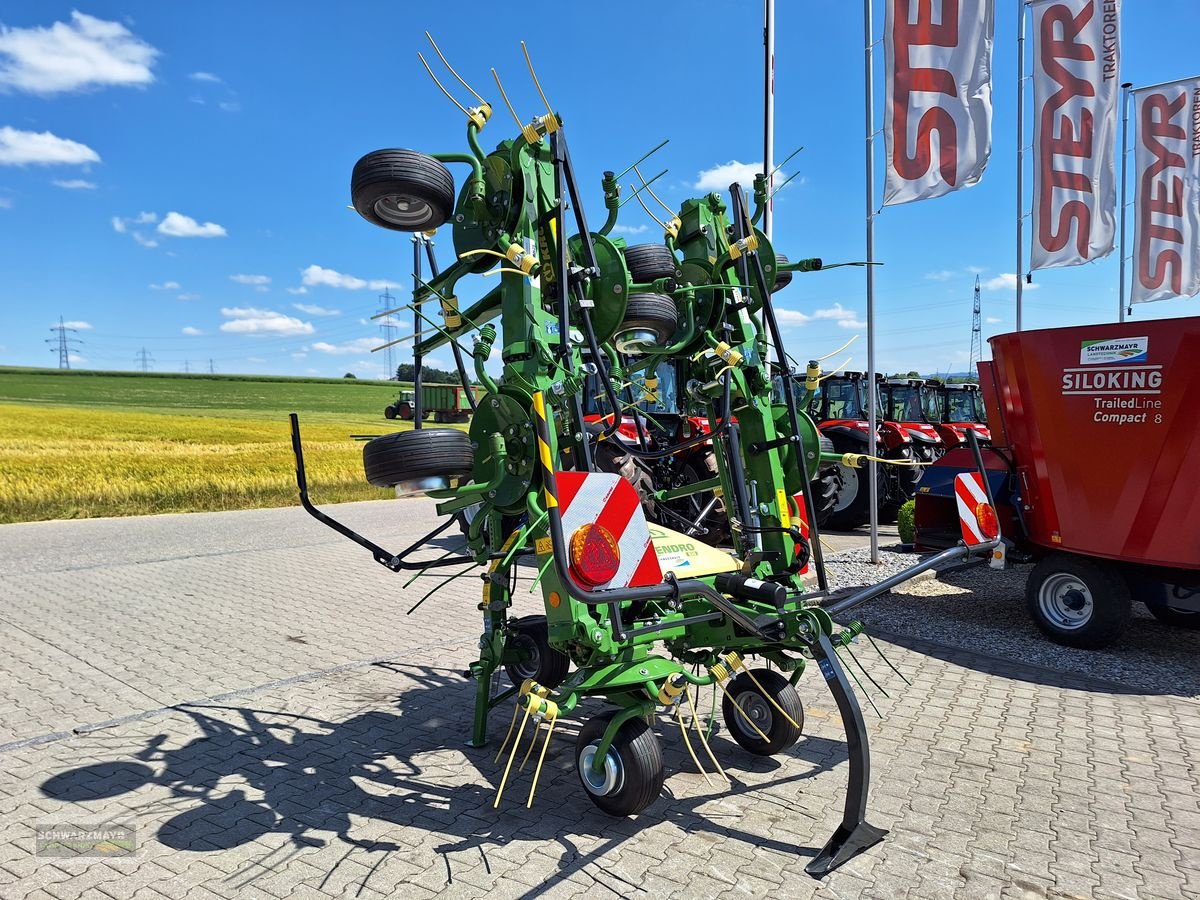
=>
[1118,81,1132,323]
[1016,0,1029,331]
[864,0,879,564]
[763,0,775,240]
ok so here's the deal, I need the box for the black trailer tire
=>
[1025,553,1132,649]
[362,429,473,488]
[351,149,455,232]
[616,293,678,350]
[721,669,804,756]
[1146,604,1200,629]
[773,253,793,293]
[809,462,844,529]
[576,712,664,817]
[1129,577,1200,629]
[504,615,570,690]
[383,405,398,420]
[623,244,678,283]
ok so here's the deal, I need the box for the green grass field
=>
[0,368,459,524]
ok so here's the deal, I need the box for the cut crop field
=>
[0,369,457,524]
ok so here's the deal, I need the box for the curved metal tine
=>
[834,647,881,717]
[866,632,911,685]
[614,139,670,181]
[632,163,676,217]
[520,40,554,120]
[416,52,471,120]
[424,32,488,107]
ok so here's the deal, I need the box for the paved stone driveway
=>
[1,500,1198,898]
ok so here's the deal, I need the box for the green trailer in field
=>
[384,383,480,423]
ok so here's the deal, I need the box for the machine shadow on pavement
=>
[40,663,837,895]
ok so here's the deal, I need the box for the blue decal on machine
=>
[545,322,560,336]
[818,658,835,682]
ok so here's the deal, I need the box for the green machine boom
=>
[289,37,1001,878]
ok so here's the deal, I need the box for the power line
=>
[209,359,215,374]
[45,316,84,369]
[134,347,155,372]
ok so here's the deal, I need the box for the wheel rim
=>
[374,193,434,228]
[834,465,859,512]
[508,633,540,682]
[731,689,773,741]
[1038,572,1094,630]
[578,742,624,796]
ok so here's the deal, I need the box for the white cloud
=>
[611,224,649,235]
[111,215,126,233]
[0,195,11,209]
[694,160,766,192]
[352,359,387,376]
[373,314,402,327]
[286,286,308,295]
[808,303,866,330]
[925,270,957,282]
[966,265,986,274]
[229,273,270,285]
[218,100,240,113]
[219,306,313,335]
[301,264,397,291]
[293,303,340,317]
[776,309,812,326]
[985,316,1002,324]
[149,281,180,290]
[0,126,99,165]
[982,273,1038,292]
[188,71,221,83]
[133,211,157,224]
[67,353,86,364]
[132,232,158,248]
[158,211,226,238]
[177,292,200,301]
[181,326,204,336]
[60,320,91,330]
[52,178,96,189]
[0,12,158,95]
[312,338,379,355]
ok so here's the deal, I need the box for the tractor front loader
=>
[288,38,1001,877]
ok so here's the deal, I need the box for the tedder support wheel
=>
[809,462,844,529]
[1025,553,1132,649]
[615,293,678,354]
[504,615,569,689]
[623,243,679,283]
[383,405,397,420]
[773,253,794,293]
[351,149,455,232]
[576,712,665,817]
[721,668,804,756]
[362,429,473,489]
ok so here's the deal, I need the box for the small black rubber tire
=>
[623,243,679,283]
[504,615,570,690]
[362,429,473,488]
[721,669,804,756]
[809,462,844,529]
[773,253,794,293]
[351,149,455,232]
[1025,553,1132,649]
[576,712,664,817]
[617,293,678,348]
[383,406,397,420]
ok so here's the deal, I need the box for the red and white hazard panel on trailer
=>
[955,472,999,547]
[555,472,662,590]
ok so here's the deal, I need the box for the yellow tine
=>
[424,32,488,107]
[491,68,525,131]
[675,704,714,787]
[520,41,554,118]
[525,716,558,809]
[416,52,471,120]
[494,703,532,808]
[686,687,729,782]
[494,701,521,764]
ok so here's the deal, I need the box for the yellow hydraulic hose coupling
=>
[519,678,549,698]
[657,674,688,706]
[806,362,822,391]
[505,242,539,276]
[727,233,759,259]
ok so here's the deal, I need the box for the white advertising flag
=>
[1030,0,1121,270]
[1131,77,1200,304]
[883,0,994,206]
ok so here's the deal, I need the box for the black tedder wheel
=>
[615,293,678,353]
[351,149,455,232]
[576,712,665,817]
[504,615,569,689]
[623,244,679,283]
[362,429,473,488]
[809,462,844,529]
[773,253,794,292]
[383,405,397,420]
[721,668,804,756]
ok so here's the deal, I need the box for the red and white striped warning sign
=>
[955,471,997,546]
[556,472,662,590]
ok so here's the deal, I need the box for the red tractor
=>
[808,372,917,529]
[924,379,991,450]
[882,377,947,473]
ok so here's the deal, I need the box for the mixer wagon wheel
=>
[721,668,804,756]
[504,615,570,689]
[773,253,793,293]
[362,429,473,488]
[351,149,455,232]
[1125,578,1200,630]
[615,293,679,354]
[576,712,665,817]
[1025,553,1132,649]
[622,244,679,283]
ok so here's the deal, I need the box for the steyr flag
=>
[1131,77,1200,305]
[1030,0,1121,270]
[883,0,995,206]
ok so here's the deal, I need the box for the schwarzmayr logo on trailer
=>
[1079,337,1149,365]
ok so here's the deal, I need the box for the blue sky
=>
[1,1,1197,379]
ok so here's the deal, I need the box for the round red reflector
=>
[974,502,999,541]
[569,524,621,586]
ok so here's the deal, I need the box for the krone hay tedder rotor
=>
[289,37,1002,877]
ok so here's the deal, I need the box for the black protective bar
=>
[412,237,424,428]
[423,236,476,410]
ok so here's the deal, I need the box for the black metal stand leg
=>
[805,631,888,878]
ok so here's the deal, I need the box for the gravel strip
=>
[820,547,1200,699]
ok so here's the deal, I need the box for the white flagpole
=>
[764,0,775,240]
[865,0,879,564]
[1016,0,1029,331]
[1118,81,1132,323]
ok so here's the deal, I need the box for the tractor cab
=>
[925,380,991,449]
[882,377,946,465]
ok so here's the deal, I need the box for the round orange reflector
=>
[548,591,561,609]
[569,524,621,586]
[974,501,999,540]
